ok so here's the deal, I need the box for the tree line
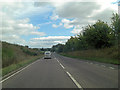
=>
[51,13,120,53]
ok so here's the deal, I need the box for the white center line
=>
[109,67,115,69]
[66,71,83,89]
[60,63,65,69]
[57,59,60,63]
[101,65,106,67]
[56,59,65,69]
[55,57,83,89]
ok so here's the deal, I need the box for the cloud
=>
[1,35,27,46]
[30,31,46,36]
[1,17,40,35]
[70,25,83,34]
[0,2,46,45]
[30,36,70,48]
[1,1,118,48]
[52,1,117,34]
[55,2,101,19]
[0,16,46,45]
[50,14,59,20]
[31,36,70,40]
[61,19,75,29]
[91,8,115,23]
[38,22,52,26]
[52,23,62,28]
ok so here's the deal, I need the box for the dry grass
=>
[61,46,119,64]
[2,41,43,68]
[1,41,44,76]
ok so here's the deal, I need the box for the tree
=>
[111,13,120,46]
[77,34,88,50]
[111,13,120,60]
[83,20,113,48]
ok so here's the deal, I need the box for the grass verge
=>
[1,55,43,77]
[60,51,120,65]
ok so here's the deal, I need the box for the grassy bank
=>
[1,41,44,76]
[1,55,43,76]
[61,46,119,65]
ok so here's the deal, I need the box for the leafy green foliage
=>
[83,20,114,48]
[51,13,119,61]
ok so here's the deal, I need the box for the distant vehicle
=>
[44,51,51,59]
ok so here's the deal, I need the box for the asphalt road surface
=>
[2,53,118,88]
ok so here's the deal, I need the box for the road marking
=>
[0,59,40,83]
[109,67,115,69]
[55,57,82,89]
[57,59,60,63]
[101,65,106,67]
[90,63,93,64]
[66,71,83,89]
[60,63,65,69]
[56,59,65,69]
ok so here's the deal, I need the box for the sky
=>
[0,0,118,48]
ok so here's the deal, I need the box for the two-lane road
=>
[2,53,118,88]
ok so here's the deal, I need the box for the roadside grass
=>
[60,46,120,65]
[1,41,44,77]
[2,41,44,68]
[1,55,43,77]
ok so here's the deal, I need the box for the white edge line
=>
[66,71,82,89]
[0,59,40,83]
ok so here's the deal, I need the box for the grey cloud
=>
[92,8,114,23]
[34,2,51,7]
[54,2,116,35]
[55,2,101,19]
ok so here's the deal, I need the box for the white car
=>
[44,51,51,59]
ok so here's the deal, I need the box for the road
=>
[2,53,118,88]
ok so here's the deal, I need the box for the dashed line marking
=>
[55,57,83,89]
[66,71,83,89]
[0,59,40,83]
[81,60,115,70]
[109,67,115,69]
[60,63,65,69]
[101,65,106,67]
[57,59,60,63]
[56,59,65,69]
